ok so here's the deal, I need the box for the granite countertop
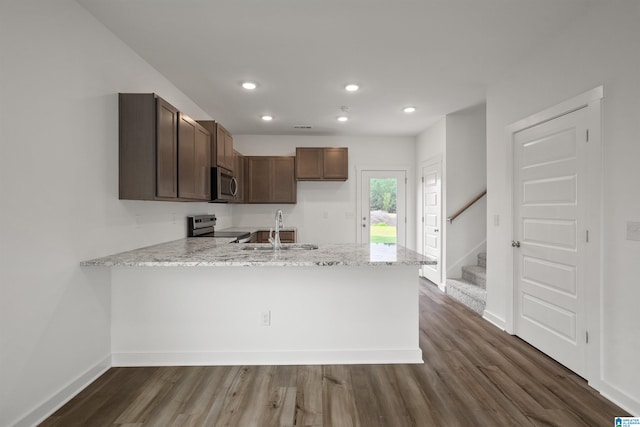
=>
[219,226,297,233]
[81,238,435,268]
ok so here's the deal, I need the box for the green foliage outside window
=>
[370,178,397,213]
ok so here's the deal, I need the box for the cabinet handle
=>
[511,240,521,248]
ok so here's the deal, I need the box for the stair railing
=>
[447,189,487,223]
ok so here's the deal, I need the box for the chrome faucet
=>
[269,209,284,250]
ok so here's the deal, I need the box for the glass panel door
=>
[360,170,406,246]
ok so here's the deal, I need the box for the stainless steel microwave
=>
[210,167,238,202]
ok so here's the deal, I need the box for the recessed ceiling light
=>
[337,116,349,122]
[261,115,273,121]
[345,84,359,92]
[242,81,257,90]
[403,106,417,113]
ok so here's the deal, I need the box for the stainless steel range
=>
[187,214,251,242]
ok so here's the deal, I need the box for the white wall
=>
[0,1,230,425]
[415,117,447,163]
[445,104,486,278]
[233,135,417,250]
[486,0,640,414]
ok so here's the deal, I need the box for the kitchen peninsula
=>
[83,239,434,366]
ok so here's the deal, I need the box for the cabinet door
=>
[156,97,178,198]
[178,115,211,200]
[216,125,228,170]
[214,124,234,171]
[296,148,323,180]
[224,131,234,171]
[247,156,296,203]
[272,157,296,203]
[196,120,233,173]
[254,230,295,243]
[323,147,348,180]
[257,231,271,243]
[195,120,217,169]
[247,157,272,203]
[279,230,296,243]
[194,125,211,200]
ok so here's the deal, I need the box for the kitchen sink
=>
[242,244,318,251]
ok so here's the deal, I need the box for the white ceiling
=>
[77,0,594,136]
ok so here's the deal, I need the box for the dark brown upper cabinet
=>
[295,147,348,181]
[197,121,234,173]
[119,93,211,201]
[178,114,211,201]
[246,156,296,204]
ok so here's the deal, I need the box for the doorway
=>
[358,170,406,246]
[507,86,603,381]
[420,158,442,285]
[513,107,588,376]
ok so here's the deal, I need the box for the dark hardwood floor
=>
[41,278,629,426]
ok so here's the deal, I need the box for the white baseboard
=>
[482,309,507,331]
[12,354,111,427]
[438,282,446,292]
[112,349,423,367]
[598,380,640,416]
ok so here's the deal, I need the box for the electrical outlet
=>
[323,211,329,219]
[260,310,271,326]
[627,221,640,241]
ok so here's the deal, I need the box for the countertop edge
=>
[80,239,436,268]
[80,260,434,268]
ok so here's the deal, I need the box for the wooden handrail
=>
[447,189,486,223]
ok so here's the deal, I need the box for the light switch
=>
[493,215,500,227]
[626,221,640,241]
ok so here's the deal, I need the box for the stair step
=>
[462,265,486,289]
[446,279,486,315]
[478,252,486,268]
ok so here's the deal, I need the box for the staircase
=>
[446,252,486,315]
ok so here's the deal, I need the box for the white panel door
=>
[421,161,442,285]
[359,170,406,247]
[513,107,588,377]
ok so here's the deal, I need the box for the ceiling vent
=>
[292,125,313,129]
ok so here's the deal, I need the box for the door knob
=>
[511,240,521,248]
